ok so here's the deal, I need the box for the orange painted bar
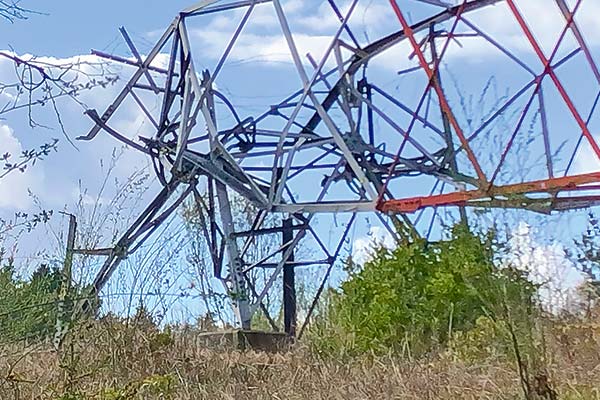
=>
[379,172,600,213]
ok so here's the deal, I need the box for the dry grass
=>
[0,315,598,400]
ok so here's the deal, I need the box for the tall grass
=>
[0,308,598,400]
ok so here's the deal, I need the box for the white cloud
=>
[190,24,355,70]
[182,0,600,76]
[0,51,154,212]
[352,225,395,264]
[0,124,44,210]
[506,221,586,313]
[187,0,390,69]
[440,0,600,64]
[573,141,600,174]
[293,1,390,34]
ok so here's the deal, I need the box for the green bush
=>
[0,262,87,343]
[0,263,61,342]
[312,224,536,357]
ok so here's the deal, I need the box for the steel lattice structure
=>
[77,0,600,332]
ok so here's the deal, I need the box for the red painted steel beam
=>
[506,0,600,161]
[555,0,600,85]
[388,0,488,185]
[379,172,600,213]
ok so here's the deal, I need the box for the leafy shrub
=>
[312,224,536,356]
[0,263,63,342]
[449,316,511,362]
[0,262,89,343]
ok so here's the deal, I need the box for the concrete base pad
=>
[195,330,292,352]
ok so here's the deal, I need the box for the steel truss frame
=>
[77,0,600,332]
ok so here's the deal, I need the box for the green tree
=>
[319,224,535,356]
[0,262,83,343]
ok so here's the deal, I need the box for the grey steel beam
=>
[302,0,505,135]
[79,17,180,141]
[183,0,271,16]
[75,0,543,335]
[206,84,252,329]
[272,201,376,214]
[271,0,377,205]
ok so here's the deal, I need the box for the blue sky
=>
[2,0,599,208]
[0,1,195,56]
[0,0,597,320]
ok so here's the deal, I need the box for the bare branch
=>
[0,51,119,180]
[0,1,40,23]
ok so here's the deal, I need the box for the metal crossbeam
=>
[75,0,600,333]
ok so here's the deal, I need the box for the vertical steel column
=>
[215,181,252,329]
[54,214,77,349]
[206,79,252,329]
[282,218,296,336]
[63,214,77,291]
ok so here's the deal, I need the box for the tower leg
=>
[216,182,252,329]
[282,218,296,336]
